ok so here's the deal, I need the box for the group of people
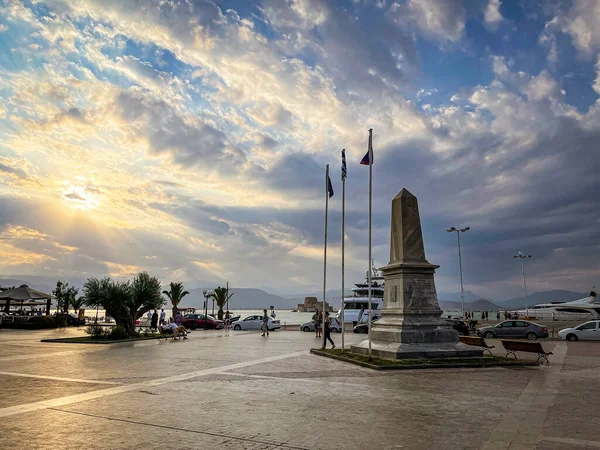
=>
[464,311,503,321]
[311,310,335,349]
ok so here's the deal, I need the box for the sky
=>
[0,0,599,300]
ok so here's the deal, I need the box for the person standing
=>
[312,311,320,338]
[225,310,231,333]
[175,311,182,326]
[358,305,365,323]
[160,308,166,325]
[261,309,270,337]
[323,312,336,349]
[147,310,152,321]
[151,310,158,332]
[317,311,323,338]
[496,310,500,320]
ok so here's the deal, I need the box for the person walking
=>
[496,311,500,320]
[261,309,270,337]
[147,310,152,321]
[323,312,336,349]
[160,308,166,325]
[151,310,158,332]
[312,311,320,338]
[225,311,232,333]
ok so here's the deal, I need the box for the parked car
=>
[444,319,470,336]
[66,314,86,326]
[232,315,280,331]
[300,318,342,333]
[181,314,223,330]
[558,320,600,341]
[477,320,548,340]
[353,317,380,334]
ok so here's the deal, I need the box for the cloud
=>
[484,0,503,32]
[388,0,466,44]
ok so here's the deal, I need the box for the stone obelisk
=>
[352,189,482,359]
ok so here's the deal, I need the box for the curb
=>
[41,336,167,344]
[310,349,539,370]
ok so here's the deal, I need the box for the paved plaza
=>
[0,328,599,449]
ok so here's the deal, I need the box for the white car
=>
[232,315,281,331]
[300,318,342,333]
[558,320,600,341]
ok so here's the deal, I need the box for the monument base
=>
[350,340,483,359]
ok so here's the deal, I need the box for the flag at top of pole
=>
[341,149,347,180]
[360,130,374,165]
[327,173,334,198]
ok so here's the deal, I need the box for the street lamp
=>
[202,289,212,330]
[513,252,532,317]
[446,226,470,318]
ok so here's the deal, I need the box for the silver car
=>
[478,320,549,340]
[300,318,342,333]
[232,315,280,331]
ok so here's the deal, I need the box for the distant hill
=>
[178,287,296,310]
[439,299,500,311]
[437,290,483,302]
[0,277,58,295]
[496,290,587,310]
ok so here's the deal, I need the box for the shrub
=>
[30,316,56,329]
[109,325,129,340]
[85,324,105,338]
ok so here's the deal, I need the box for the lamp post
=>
[513,252,531,317]
[446,226,470,319]
[202,290,212,330]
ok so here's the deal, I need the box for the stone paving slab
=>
[1,329,600,449]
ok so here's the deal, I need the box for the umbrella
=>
[0,284,53,314]
[0,284,53,300]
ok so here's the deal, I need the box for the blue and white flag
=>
[360,130,374,166]
[327,174,334,198]
[341,149,347,180]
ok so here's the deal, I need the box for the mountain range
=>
[0,275,590,311]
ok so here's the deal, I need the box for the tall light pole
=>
[202,289,212,330]
[513,252,531,317]
[447,226,470,318]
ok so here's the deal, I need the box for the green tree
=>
[53,280,78,325]
[162,282,189,317]
[209,286,234,320]
[70,296,86,315]
[82,271,164,338]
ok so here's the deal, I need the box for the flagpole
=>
[341,156,346,352]
[367,129,373,360]
[322,164,329,350]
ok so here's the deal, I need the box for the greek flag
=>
[327,175,334,198]
[360,130,374,165]
[341,149,347,180]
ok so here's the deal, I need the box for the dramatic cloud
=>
[484,0,503,31]
[0,0,598,299]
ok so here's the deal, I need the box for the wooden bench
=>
[459,335,495,355]
[500,339,552,364]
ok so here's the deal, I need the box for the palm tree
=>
[70,296,86,315]
[162,282,189,317]
[209,286,234,320]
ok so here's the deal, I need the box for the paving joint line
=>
[0,350,309,418]
[47,407,310,449]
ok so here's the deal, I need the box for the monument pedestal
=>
[351,189,482,359]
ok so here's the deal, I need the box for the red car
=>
[181,314,224,330]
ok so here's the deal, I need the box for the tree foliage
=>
[53,280,78,313]
[70,296,86,315]
[82,271,164,338]
[162,282,189,317]
[209,286,234,320]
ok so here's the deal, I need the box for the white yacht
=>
[517,289,599,321]
[336,267,384,324]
